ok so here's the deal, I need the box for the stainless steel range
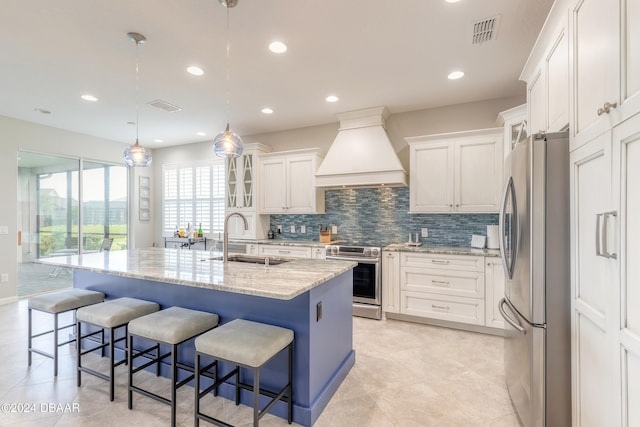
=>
[325,245,381,320]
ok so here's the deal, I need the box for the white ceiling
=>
[0,0,553,149]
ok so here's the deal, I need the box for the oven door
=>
[326,256,380,305]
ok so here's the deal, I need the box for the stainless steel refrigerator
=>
[498,131,571,427]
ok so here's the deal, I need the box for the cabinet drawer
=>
[401,267,484,298]
[258,245,312,258]
[401,252,484,272]
[401,292,485,325]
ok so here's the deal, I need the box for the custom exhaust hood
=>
[315,107,407,188]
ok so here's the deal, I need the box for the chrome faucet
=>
[223,212,248,262]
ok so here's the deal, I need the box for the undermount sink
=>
[202,255,290,266]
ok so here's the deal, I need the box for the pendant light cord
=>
[225,5,231,127]
[135,39,140,144]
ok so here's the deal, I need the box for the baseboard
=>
[0,296,18,306]
[385,312,505,337]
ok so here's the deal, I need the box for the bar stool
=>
[127,307,220,427]
[194,319,294,427]
[76,297,159,401]
[28,288,105,376]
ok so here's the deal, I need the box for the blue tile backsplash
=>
[269,187,498,247]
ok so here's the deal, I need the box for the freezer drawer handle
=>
[498,298,526,334]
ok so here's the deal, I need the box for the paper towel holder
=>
[486,224,500,249]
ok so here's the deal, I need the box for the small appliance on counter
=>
[405,232,422,247]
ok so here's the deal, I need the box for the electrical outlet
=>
[331,225,338,234]
[290,225,296,233]
[277,225,282,233]
[0,273,8,283]
[0,226,8,235]
[300,225,306,234]
[422,228,429,237]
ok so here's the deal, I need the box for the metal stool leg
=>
[109,326,115,401]
[171,345,177,427]
[76,319,82,387]
[53,313,59,377]
[253,367,260,427]
[27,308,33,367]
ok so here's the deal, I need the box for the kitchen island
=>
[39,248,356,426]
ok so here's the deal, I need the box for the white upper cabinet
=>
[258,148,325,214]
[226,143,272,240]
[570,0,620,148]
[521,1,570,135]
[406,128,503,214]
[569,0,640,149]
[497,104,527,161]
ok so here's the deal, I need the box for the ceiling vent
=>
[472,15,500,44]
[147,99,183,112]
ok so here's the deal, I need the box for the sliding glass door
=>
[17,151,128,296]
[81,161,128,252]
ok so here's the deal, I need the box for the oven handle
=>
[325,256,380,264]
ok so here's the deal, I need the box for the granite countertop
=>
[383,243,501,257]
[37,248,356,300]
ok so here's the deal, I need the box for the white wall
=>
[0,115,153,302]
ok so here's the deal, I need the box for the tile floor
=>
[0,298,520,426]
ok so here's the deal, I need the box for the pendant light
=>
[123,32,153,167]
[213,0,244,159]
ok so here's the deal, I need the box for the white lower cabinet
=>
[484,257,505,329]
[381,250,505,332]
[381,250,400,314]
[402,291,485,325]
[311,246,326,260]
[258,244,312,259]
[398,252,486,327]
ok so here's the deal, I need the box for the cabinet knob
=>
[449,204,453,208]
[597,101,617,116]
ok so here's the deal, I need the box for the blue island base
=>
[73,269,355,426]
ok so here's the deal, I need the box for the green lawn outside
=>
[39,224,128,256]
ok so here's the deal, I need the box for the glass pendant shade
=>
[124,139,153,167]
[213,123,244,158]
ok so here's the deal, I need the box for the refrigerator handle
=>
[499,298,526,334]
[499,177,516,279]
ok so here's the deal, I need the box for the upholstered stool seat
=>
[194,319,294,427]
[127,307,219,427]
[28,288,105,376]
[76,297,159,401]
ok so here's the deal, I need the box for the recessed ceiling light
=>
[325,95,339,103]
[445,0,461,3]
[153,139,164,143]
[187,66,204,76]
[196,131,207,136]
[448,70,465,80]
[81,94,98,102]
[261,107,274,114]
[268,41,287,53]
